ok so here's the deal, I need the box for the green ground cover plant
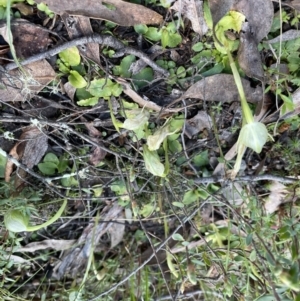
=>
[0,0,300,300]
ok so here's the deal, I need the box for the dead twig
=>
[4,34,169,76]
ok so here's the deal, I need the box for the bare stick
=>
[4,34,169,76]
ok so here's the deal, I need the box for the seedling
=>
[134,20,182,48]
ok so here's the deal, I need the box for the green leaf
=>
[193,150,209,167]
[161,29,170,49]
[280,94,295,115]
[38,162,57,175]
[111,82,123,97]
[169,115,184,132]
[61,176,78,187]
[132,67,154,89]
[142,145,165,177]
[203,0,213,29]
[163,138,170,177]
[176,66,186,78]
[37,2,54,17]
[0,153,7,178]
[0,0,7,7]
[122,99,138,109]
[57,156,68,173]
[161,28,182,48]
[197,188,209,200]
[44,153,59,165]
[144,27,161,42]
[140,203,155,217]
[166,32,182,48]
[88,78,122,98]
[108,98,122,133]
[132,127,146,141]
[246,233,253,245]
[57,60,70,74]
[88,78,112,98]
[119,55,135,78]
[172,201,184,208]
[172,233,185,241]
[147,124,171,151]
[68,70,87,88]
[134,24,148,34]
[122,109,149,130]
[59,46,80,66]
[168,139,182,154]
[192,42,204,52]
[182,189,199,205]
[166,21,177,33]
[249,250,256,261]
[77,97,99,106]
[110,180,129,201]
[76,88,93,100]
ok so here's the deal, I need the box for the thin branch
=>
[4,34,169,76]
[194,174,299,185]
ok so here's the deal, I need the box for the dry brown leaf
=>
[0,19,51,59]
[0,59,56,102]
[107,221,125,248]
[12,2,34,15]
[21,128,48,169]
[3,254,32,265]
[233,0,273,81]
[35,0,163,26]
[184,111,212,138]
[14,239,76,253]
[238,22,264,81]
[179,74,263,104]
[266,30,300,44]
[282,87,300,119]
[63,82,76,101]
[291,0,300,10]
[5,126,48,184]
[61,13,101,65]
[0,19,56,101]
[233,0,273,43]
[271,0,300,11]
[5,144,20,182]
[264,182,289,214]
[222,182,244,206]
[89,145,107,166]
[82,118,107,166]
[115,77,181,113]
[171,0,208,36]
[53,203,123,279]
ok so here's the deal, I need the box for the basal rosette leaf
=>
[59,46,80,66]
[88,78,122,98]
[68,70,87,88]
[142,145,165,177]
[238,122,268,153]
[147,124,171,151]
[122,109,150,131]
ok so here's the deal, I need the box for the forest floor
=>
[0,0,300,300]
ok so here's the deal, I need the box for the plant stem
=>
[6,0,26,74]
[26,199,67,231]
[227,51,254,124]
